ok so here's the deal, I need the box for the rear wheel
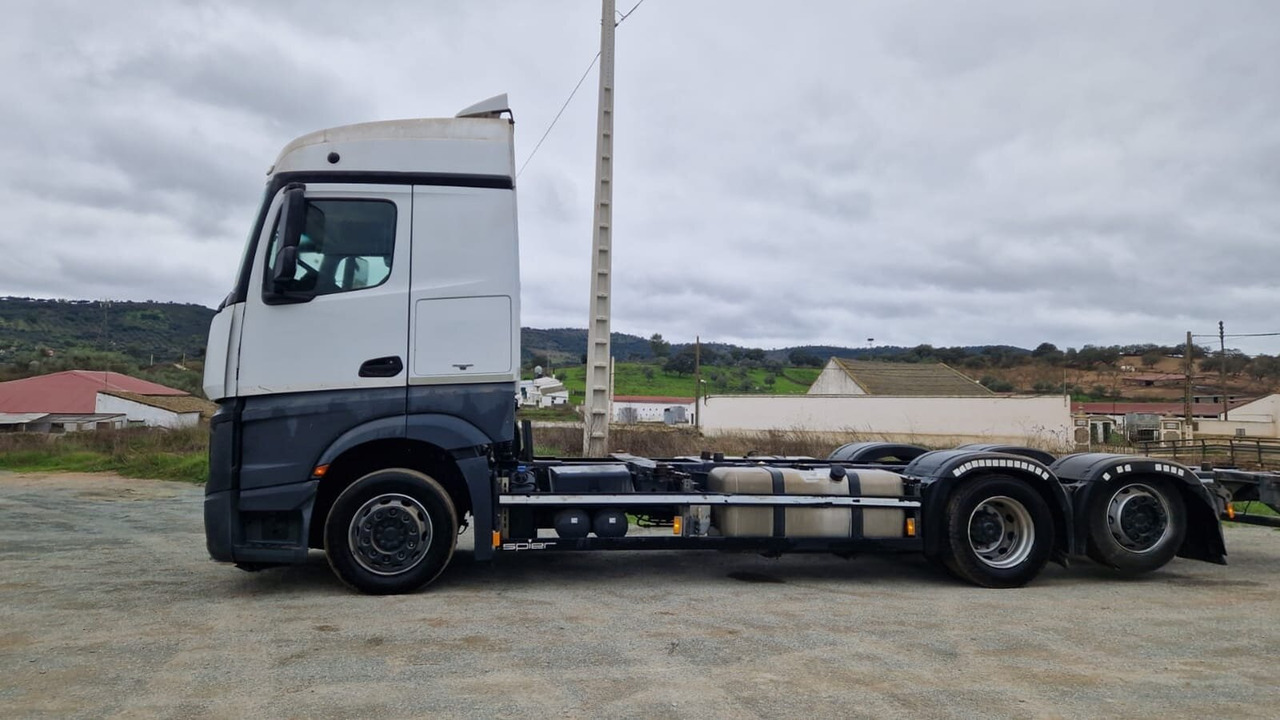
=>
[1086,478,1185,575]
[942,475,1054,588]
[324,468,458,595]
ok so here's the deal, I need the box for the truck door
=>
[237,183,412,396]
[408,185,520,387]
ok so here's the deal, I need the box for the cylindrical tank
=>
[553,509,591,538]
[592,509,628,538]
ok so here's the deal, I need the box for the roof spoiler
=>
[456,93,512,120]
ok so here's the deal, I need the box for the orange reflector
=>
[311,464,329,478]
[673,516,683,535]
[905,517,916,537]
[1226,505,1236,520]
[492,531,501,548]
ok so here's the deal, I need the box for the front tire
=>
[942,475,1054,588]
[1086,477,1186,575]
[324,468,458,595]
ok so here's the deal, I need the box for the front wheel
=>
[942,475,1054,588]
[1086,478,1185,575]
[324,468,458,595]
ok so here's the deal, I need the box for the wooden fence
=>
[1137,437,1280,469]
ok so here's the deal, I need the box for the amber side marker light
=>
[492,531,502,548]
[905,517,917,537]
[673,516,683,535]
[311,464,329,479]
[1226,505,1236,520]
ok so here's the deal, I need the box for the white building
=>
[517,377,570,408]
[95,391,212,429]
[1196,394,1280,438]
[808,358,993,397]
[612,395,695,424]
[698,394,1073,449]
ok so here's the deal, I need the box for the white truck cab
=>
[203,97,523,587]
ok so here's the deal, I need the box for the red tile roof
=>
[1072,401,1249,417]
[613,395,695,404]
[0,370,187,414]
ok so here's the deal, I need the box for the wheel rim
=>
[1106,483,1170,553]
[967,496,1035,569]
[348,493,433,576]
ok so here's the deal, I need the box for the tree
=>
[648,333,670,359]
[979,375,1014,393]
[663,347,697,375]
[788,350,823,368]
[1248,355,1280,381]
[1141,352,1162,368]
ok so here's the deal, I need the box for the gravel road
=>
[1,471,1278,719]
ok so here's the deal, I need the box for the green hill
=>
[0,297,215,394]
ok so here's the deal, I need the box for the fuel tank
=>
[707,467,905,539]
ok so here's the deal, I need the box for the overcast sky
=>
[2,1,1277,352]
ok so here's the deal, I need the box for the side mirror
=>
[271,245,298,291]
[278,185,307,252]
[263,184,314,304]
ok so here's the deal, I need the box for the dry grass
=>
[0,426,209,482]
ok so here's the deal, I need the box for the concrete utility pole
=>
[1220,320,1229,421]
[1183,331,1193,427]
[694,336,702,429]
[583,0,617,457]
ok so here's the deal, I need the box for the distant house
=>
[517,376,570,408]
[95,391,214,429]
[1120,372,1184,388]
[0,370,197,432]
[1071,400,1251,423]
[0,412,125,433]
[807,358,993,397]
[613,396,695,424]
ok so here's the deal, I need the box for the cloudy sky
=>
[2,1,1278,351]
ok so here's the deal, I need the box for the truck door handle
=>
[358,356,403,378]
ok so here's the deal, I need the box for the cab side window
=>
[265,199,397,297]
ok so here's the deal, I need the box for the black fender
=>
[315,413,498,561]
[829,441,930,464]
[906,449,1074,564]
[1052,453,1227,565]
[954,444,1058,466]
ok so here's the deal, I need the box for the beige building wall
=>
[1195,394,1280,437]
[806,359,866,395]
[699,394,1073,449]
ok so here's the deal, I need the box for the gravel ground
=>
[1,470,1278,719]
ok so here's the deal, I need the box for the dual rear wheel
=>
[942,475,1054,588]
[939,473,1188,588]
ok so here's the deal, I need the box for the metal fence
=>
[1137,437,1280,468]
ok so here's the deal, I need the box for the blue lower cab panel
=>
[205,490,235,562]
[205,481,319,564]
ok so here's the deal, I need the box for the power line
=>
[617,0,647,24]
[517,0,649,177]
[517,52,600,177]
[1187,333,1280,338]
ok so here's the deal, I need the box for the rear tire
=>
[1086,477,1185,575]
[324,468,458,595]
[942,475,1054,588]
